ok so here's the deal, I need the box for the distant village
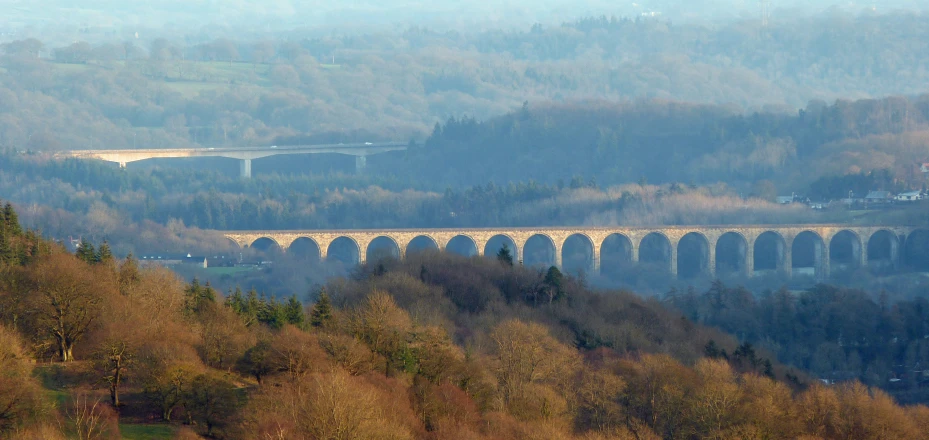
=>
[778,189,927,210]
[132,253,271,270]
[63,238,269,270]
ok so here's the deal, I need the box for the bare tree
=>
[66,392,117,440]
[21,254,111,362]
[92,340,132,407]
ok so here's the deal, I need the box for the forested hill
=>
[3,198,929,438]
[4,93,929,252]
[2,11,929,153]
[372,95,929,193]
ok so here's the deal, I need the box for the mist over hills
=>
[4,0,929,42]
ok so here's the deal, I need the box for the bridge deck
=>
[221,224,915,234]
[60,142,408,156]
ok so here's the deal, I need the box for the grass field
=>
[120,424,176,440]
[204,266,259,276]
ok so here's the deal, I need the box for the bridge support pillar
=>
[818,243,829,281]
[355,156,367,173]
[473,238,488,258]
[782,246,792,278]
[707,244,716,278]
[859,244,868,269]
[891,234,902,270]
[240,159,252,178]
[119,162,127,169]
[553,243,563,269]
[669,245,678,278]
[592,245,601,275]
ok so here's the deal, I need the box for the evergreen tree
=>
[763,359,775,379]
[246,289,261,323]
[284,295,305,327]
[96,241,114,266]
[24,230,47,264]
[2,203,21,236]
[309,290,333,328]
[184,278,216,316]
[257,295,286,329]
[225,287,247,315]
[76,238,97,264]
[543,266,565,303]
[496,244,514,266]
[0,228,11,265]
[704,340,721,358]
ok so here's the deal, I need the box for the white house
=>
[895,191,922,202]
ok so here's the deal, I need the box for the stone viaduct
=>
[223,224,926,279]
[56,142,407,178]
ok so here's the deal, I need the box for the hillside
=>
[2,201,929,439]
[3,11,929,155]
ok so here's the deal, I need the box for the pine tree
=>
[24,230,47,264]
[704,340,721,358]
[543,265,565,304]
[96,241,114,266]
[309,290,333,328]
[257,295,286,329]
[184,278,216,316]
[246,288,261,321]
[76,238,97,264]
[225,287,246,315]
[496,244,514,266]
[3,203,21,236]
[284,295,305,327]
[0,227,11,265]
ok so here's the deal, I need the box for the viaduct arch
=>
[224,225,919,279]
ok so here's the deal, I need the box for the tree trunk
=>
[111,366,121,407]
[59,340,74,362]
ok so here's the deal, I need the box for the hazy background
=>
[2,0,929,408]
[1,0,929,295]
[4,0,929,43]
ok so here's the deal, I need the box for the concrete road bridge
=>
[56,142,407,178]
[223,224,929,279]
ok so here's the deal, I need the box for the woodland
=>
[2,202,929,439]
[3,12,929,256]
[2,11,929,438]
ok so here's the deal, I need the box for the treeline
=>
[667,281,929,403]
[3,149,829,255]
[404,96,929,192]
[11,93,929,235]
[2,11,929,158]
[4,201,929,438]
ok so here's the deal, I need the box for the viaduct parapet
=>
[223,224,925,280]
[56,142,407,178]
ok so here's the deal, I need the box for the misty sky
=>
[3,0,927,37]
